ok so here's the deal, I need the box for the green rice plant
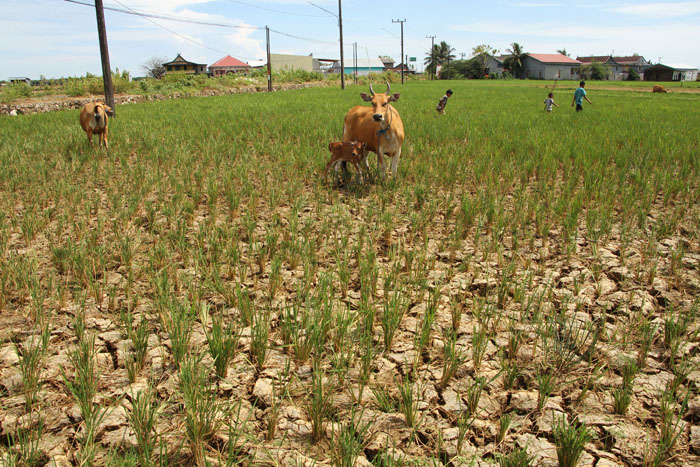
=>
[250,308,271,372]
[126,387,161,467]
[499,350,520,390]
[4,413,45,467]
[62,331,108,466]
[372,383,400,413]
[15,336,44,410]
[471,324,488,372]
[498,413,512,444]
[466,376,487,417]
[329,407,371,467]
[307,361,333,443]
[235,284,254,327]
[612,360,637,415]
[438,326,469,390]
[649,387,689,467]
[162,297,194,369]
[178,354,228,466]
[536,367,557,411]
[415,284,439,364]
[540,309,600,374]
[205,313,241,379]
[552,415,593,467]
[397,374,420,429]
[222,400,252,466]
[497,447,534,467]
[372,443,407,467]
[637,318,657,368]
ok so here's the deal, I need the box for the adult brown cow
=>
[652,85,668,93]
[342,82,405,176]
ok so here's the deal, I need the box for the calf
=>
[324,141,367,181]
[652,85,668,93]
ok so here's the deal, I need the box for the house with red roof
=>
[209,55,250,76]
[521,53,582,80]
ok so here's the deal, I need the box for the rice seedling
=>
[552,415,593,467]
[329,407,371,467]
[308,361,333,443]
[471,324,488,372]
[3,413,45,467]
[438,326,469,390]
[648,387,689,466]
[178,353,229,466]
[205,312,241,379]
[497,447,535,467]
[125,387,161,467]
[397,374,420,429]
[612,360,637,415]
[15,335,44,410]
[536,367,557,411]
[381,286,407,351]
[250,308,271,372]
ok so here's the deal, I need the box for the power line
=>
[224,0,327,18]
[65,0,261,29]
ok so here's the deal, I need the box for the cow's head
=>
[360,82,400,124]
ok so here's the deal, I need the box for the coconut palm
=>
[504,42,526,79]
[424,41,456,79]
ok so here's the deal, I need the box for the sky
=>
[1,0,699,79]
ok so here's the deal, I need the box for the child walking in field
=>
[436,89,453,114]
[544,92,559,112]
[572,81,592,112]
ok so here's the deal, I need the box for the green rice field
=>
[1,79,699,466]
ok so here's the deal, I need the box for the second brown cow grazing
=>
[325,141,367,181]
[652,85,668,93]
[79,101,113,149]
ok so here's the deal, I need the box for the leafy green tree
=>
[557,48,570,57]
[581,61,610,80]
[627,69,640,81]
[452,59,486,79]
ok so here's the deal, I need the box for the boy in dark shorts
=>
[572,81,592,112]
[436,89,453,114]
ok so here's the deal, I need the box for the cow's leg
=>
[103,127,109,150]
[377,151,387,176]
[390,148,402,176]
[86,129,93,145]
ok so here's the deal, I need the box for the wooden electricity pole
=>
[392,19,406,84]
[338,0,345,89]
[266,26,272,92]
[94,0,115,115]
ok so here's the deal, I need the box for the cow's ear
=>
[360,93,372,102]
[389,93,400,102]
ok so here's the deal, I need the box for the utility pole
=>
[338,0,345,89]
[460,53,466,60]
[266,26,272,92]
[426,35,436,80]
[354,42,358,84]
[392,19,406,84]
[94,0,115,115]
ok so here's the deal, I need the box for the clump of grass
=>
[552,415,593,467]
[536,367,556,411]
[329,407,371,467]
[308,361,333,442]
[178,354,229,466]
[438,326,469,390]
[250,309,271,372]
[648,387,689,466]
[205,312,240,379]
[381,287,407,351]
[397,375,420,429]
[497,447,534,467]
[15,335,45,410]
[126,387,161,466]
[612,360,637,415]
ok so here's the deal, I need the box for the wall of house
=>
[522,57,580,80]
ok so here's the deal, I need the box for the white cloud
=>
[607,1,700,18]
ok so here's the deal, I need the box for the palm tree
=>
[424,41,456,79]
[504,42,526,79]
[557,48,570,57]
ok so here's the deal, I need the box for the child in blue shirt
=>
[572,81,592,112]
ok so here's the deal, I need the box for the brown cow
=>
[79,101,113,149]
[652,85,668,93]
[342,82,405,176]
[324,141,368,181]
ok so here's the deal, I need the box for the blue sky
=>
[2,0,699,79]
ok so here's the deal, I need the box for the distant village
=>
[7,50,699,85]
